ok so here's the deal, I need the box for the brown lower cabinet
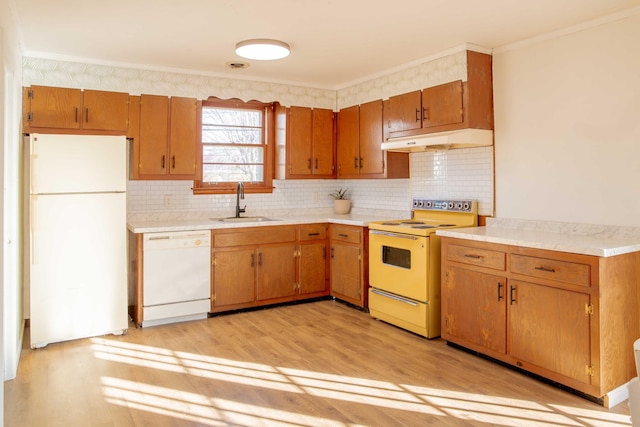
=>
[441,236,640,404]
[329,224,369,307]
[211,224,329,312]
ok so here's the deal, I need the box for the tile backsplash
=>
[410,146,494,216]
[127,146,494,218]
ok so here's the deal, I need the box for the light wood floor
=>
[5,299,633,426]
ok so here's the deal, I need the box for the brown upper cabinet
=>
[23,85,129,133]
[131,94,199,180]
[282,106,336,179]
[385,51,493,139]
[337,100,409,179]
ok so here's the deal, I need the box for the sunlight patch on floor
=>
[102,376,364,427]
[91,337,632,426]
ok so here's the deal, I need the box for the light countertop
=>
[127,209,409,234]
[436,218,640,257]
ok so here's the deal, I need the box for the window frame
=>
[193,97,275,195]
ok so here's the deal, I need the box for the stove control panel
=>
[412,198,475,212]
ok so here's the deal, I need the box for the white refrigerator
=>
[27,133,128,348]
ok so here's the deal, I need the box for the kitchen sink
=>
[212,216,281,223]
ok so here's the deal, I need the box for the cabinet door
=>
[312,108,335,176]
[257,244,297,300]
[212,248,256,307]
[330,243,362,302]
[82,90,129,131]
[288,106,313,176]
[358,100,384,175]
[299,243,327,294]
[168,97,198,176]
[28,86,82,129]
[508,280,592,385]
[139,94,169,176]
[336,105,360,177]
[422,81,464,129]
[442,266,507,354]
[387,90,421,132]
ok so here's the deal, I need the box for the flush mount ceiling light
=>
[235,39,290,60]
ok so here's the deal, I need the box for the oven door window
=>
[382,246,411,269]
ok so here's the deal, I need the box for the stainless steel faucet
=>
[235,181,246,218]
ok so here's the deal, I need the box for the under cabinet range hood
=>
[381,128,493,152]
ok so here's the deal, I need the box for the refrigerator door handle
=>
[30,196,37,265]
[30,136,38,194]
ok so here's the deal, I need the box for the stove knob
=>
[463,202,470,210]
[455,202,462,210]
[413,200,419,208]
[425,200,432,208]
[448,202,454,209]
[418,200,424,207]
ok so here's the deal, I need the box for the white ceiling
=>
[12,0,640,89]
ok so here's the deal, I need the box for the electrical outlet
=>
[164,194,173,207]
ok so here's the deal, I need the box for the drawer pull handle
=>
[308,232,320,236]
[535,266,556,273]
[251,253,255,267]
[464,254,483,259]
[510,285,516,305]
[372,289,418,306]
[338,233,348,238]
[497,282,503,301]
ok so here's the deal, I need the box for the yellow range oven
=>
[368,199,477,338]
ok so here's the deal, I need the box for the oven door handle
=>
[371,289,419,306]
[370,230,419,240]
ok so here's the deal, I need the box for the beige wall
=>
[493,12,640,227]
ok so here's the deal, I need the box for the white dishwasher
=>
[142,230,211,327]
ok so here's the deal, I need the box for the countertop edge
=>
[127,215,378,234]
[436,228,640,257]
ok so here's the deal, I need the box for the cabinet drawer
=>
[299,224,327,241]
[214,227,296,247]
[510,254,591,287]
[331,226,362,244]
[447,244,506,271]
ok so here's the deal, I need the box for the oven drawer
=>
[369,289,430,338]
[510,254,591,287]
[331,226,361,244]
[447,244,506,271]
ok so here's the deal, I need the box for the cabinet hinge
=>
[26,112,33,122]
[585,303,594,315]
[212,257,216,266]
[27,89,34,99]
[585,364,594,377]
[212,294,216,303]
